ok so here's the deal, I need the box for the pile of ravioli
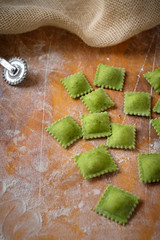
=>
[46,64,160,225]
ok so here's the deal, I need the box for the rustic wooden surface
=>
[0,25,160,240]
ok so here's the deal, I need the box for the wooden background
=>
[0,25,160,240]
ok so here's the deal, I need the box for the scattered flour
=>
[19,146,27,153]
[6,130,20,137]
[13,134,26,145]
[152,139,160,152]
[93,189,100,195]
[78,201,84,208]
[0,181,42,240]
[34,160,49,173]
[49,207,71,218]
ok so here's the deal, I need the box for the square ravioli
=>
[94,64,125,91]
[81,112,111,139]
[80,88,115,113]
[107,123,135,149]
[138,153,160,183]
[46,116,82,148]
[94,184,140,225]
[153,99,160,113]
[150,118,160,137]
[74,145,118,179]
[61,72,93,98]
[144,69,160,94]
[124,92,151,116]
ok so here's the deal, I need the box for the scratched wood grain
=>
[0,26,160,240]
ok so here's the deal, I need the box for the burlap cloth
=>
[0,0,160,47]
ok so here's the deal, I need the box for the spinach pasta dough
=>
[81,112,111,139]
[81,88,114,113]
[46,116,82,148]
[94,64,125,91]
[107,123,136,149]
[138,153,160,183]
[124,92,151,117]
[74,145,118,179]
[144,69,160,94]
[153,99,160,113]
[94,184,140,225]
[61,72,93,98]
[150,118,160,138]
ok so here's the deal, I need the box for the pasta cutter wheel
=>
[0,57,27,85]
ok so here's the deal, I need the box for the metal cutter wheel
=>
[0,57,27,85]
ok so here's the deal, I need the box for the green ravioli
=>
[138,153,160,183]
[124,92,151,116]
[46,116,82,148]
[107,123,136,149]
[94,184,140,225]
[74,145,118,179]
[144,69,160,94]
[94,64,125,91]
[81,112,111,139]
[81,88,115,113]
[150,118,160,137]
[61,72,93,98]
[153,99,160,113]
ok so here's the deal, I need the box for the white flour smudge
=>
[6,130,20,137]
[151,139,160,152]
[78,201,84,208]
[19,146,27,153]
[93,189,100,195]
[48,207,72,218]
[34,160,49,173]
[13,134,26,145]
[0,181,42,240]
